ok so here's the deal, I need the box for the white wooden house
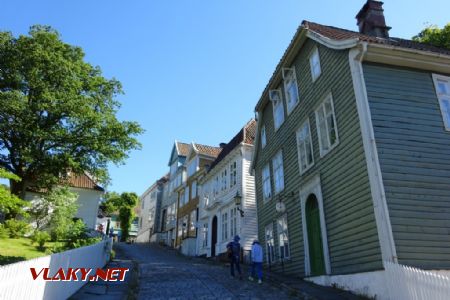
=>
[197,120,257,258]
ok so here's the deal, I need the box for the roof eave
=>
[364,43,450,74]
[254,27,359,113]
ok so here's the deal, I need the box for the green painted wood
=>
[364,63,450,269]
[306,195,325,276]
[254,39,382,276]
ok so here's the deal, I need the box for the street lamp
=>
[234,191,245,217]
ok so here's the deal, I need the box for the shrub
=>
[31,231,50,251]
[0,224,8,239]
[4,219,30,238]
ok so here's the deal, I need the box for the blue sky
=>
[2,0,449,195]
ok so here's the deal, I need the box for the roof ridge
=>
[303,20,450,53]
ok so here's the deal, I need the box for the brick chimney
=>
[356,0,391,38]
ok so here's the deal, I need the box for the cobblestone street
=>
[112,243,363,300]
[119,243,295,299]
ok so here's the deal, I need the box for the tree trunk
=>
[10,179,27,199]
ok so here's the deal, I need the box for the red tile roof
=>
[209,119,256,171]
[194,143,222,158]
[176,142,190,157]
[303,20,450,56]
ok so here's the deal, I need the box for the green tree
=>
[413,23,450,49]
[0,25,143,198]
[0,168,28,220]
[103,192,138,241]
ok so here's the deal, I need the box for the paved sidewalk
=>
[70,246,135,300]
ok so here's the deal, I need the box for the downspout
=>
[349,42,398,265]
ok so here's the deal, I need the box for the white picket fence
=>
[0,238,112,300]
[385,261,450,300]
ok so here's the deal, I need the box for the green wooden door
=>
[306,194,326,276]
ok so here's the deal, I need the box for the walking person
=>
[227,235,242,279]
[248,239,263,284]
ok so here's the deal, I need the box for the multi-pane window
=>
[315,94,339,156]
[189,210,197,233]
[178,218,183,239]
[230,161,237,187]
[309,47,321,82]
[202,223,208,248]
[230,207,237,238]
[282,67,300,113]
[262,164,272,201]
[221,212,228,241]
[261,125,267,148]
[277,214,290,259]
[221,169,228,191]
[214,176,219,196]
[433,74,450,130]
[270,89,285,130]
[272,151,284,194]
[187,157,198,177]
[179,190,185,207]
[265,223,275,264]
[185,186,190,203]
[191,181,197,198]
[296,120,314,174]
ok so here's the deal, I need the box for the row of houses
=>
[137,1,450,297]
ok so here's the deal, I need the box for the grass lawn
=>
[0,237,60,266]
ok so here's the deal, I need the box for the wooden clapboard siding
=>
[364,63,450,269]
[254,39,382,277]
[241,145,258,250]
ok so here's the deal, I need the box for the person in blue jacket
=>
[248,239,263,284]
[227,235,242,279]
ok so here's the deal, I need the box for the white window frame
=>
[262,164,272,202]
[296,119,314,174]
[230,161,237,187]
[214,176,219,196]
[269,89,285,131]
[432,74,450,131]
[187,157,199,177]
[191,181,197,199]
[189,210,196,233]
[261,125,267,149]
[272,150,285,195]
[221,169,227,192]
[202,223,208,248]
[221,212,228,241]
[315,93,339,157]
[230,207,237,238]
[185,186,190,203]
[282,67,300,114]
[179,190,185,207]
[309,47,321,82]
[265,223,276,264]
[277,214,290,260]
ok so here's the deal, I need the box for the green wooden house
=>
[252,0,450,297]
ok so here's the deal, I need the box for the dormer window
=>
[282,67,300,114]
[270,89,285,130]
[309,47,321,82]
